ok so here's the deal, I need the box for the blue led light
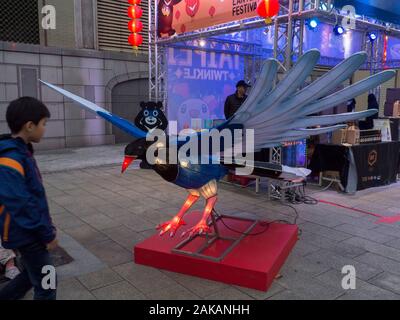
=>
[333,24,344,36]
[308,19,318,30]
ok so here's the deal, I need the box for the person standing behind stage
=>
[365,93,379,129]
[224,80,251,119]
[359,93,379,130]
[347,98,356,113]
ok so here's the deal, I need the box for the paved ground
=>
[14,145,400,299]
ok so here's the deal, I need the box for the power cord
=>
[211,202,299,237]
[212,179,337,237]
[307,180,335,195]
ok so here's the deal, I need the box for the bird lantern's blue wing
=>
[171,50,395,154]
[39,80,147,139]
[227,49,396,151]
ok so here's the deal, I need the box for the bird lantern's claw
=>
[181,221,211,238]
[156,216,186,237]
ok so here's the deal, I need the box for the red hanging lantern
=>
[128,33,143,47]
[128,5,143,19]
[257,0,280,24]
[128,19,143,33]
[127,0,143,52]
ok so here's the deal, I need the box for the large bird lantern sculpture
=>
[40,50,395,238]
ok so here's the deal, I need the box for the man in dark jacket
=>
[0,97,57,300]
[224,80,251,119]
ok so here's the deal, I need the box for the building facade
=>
[0,0,149,150]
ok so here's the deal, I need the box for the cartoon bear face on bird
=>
[135,101,168,133]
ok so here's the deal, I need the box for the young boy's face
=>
[26,118,48,143]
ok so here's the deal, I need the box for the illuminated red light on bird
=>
[121,156,136,173]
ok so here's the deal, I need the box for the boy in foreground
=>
[0,97,57,300]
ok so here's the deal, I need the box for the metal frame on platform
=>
[172,212,259,262]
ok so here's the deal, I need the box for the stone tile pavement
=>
[15,145,400,299]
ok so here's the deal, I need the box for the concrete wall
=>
[0,41,148,150]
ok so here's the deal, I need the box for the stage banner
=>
[351,142,400,191]
[157,0,259,37]
[166,47,244,131]
[388,36,400,61]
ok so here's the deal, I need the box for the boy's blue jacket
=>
[0,134,56,249]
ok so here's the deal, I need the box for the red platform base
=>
[134,212,298,291]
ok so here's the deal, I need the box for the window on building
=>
[97,0,148,53]
[19,67,39,98]
[0,0,40,44]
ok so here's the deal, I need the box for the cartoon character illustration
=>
[158,0,183,37]
[185,0,200,18]
[177,98,209,130]
[134,101,168,133]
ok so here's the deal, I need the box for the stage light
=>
[307,19,318,30]
[333,24,344,36]
[368,32,377,41]
[199,39,206,47]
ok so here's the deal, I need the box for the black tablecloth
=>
[309,142,400,192]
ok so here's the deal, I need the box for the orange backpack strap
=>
[0,157,25,177]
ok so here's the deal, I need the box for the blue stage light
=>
[307,19,318,30]
[333,24,344,36]
[368,32,377,41]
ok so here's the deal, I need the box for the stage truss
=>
[148,0,400,164]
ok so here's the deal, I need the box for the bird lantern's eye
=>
[153,110,159,117]
[144,110,149,116]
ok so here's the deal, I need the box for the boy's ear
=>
[24,121,35,132]
[140,101,146,109]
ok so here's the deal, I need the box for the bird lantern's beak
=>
[121,156,136,173]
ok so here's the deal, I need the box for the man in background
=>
[224,80,251,119]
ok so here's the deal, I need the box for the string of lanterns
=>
[127,0,143,51]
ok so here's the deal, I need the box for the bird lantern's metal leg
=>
[156,191,200,237]
[181,196,217,238]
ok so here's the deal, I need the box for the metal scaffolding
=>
[364,30,383,98]
[148,0,167,108]
[149,0,400,103]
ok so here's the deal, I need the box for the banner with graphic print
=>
[157,0,259,37]
[352,142,400,190]
[166,47,244,131]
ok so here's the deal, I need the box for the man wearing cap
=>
[224,80,251,119]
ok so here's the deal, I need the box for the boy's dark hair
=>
[6,97,51,134]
